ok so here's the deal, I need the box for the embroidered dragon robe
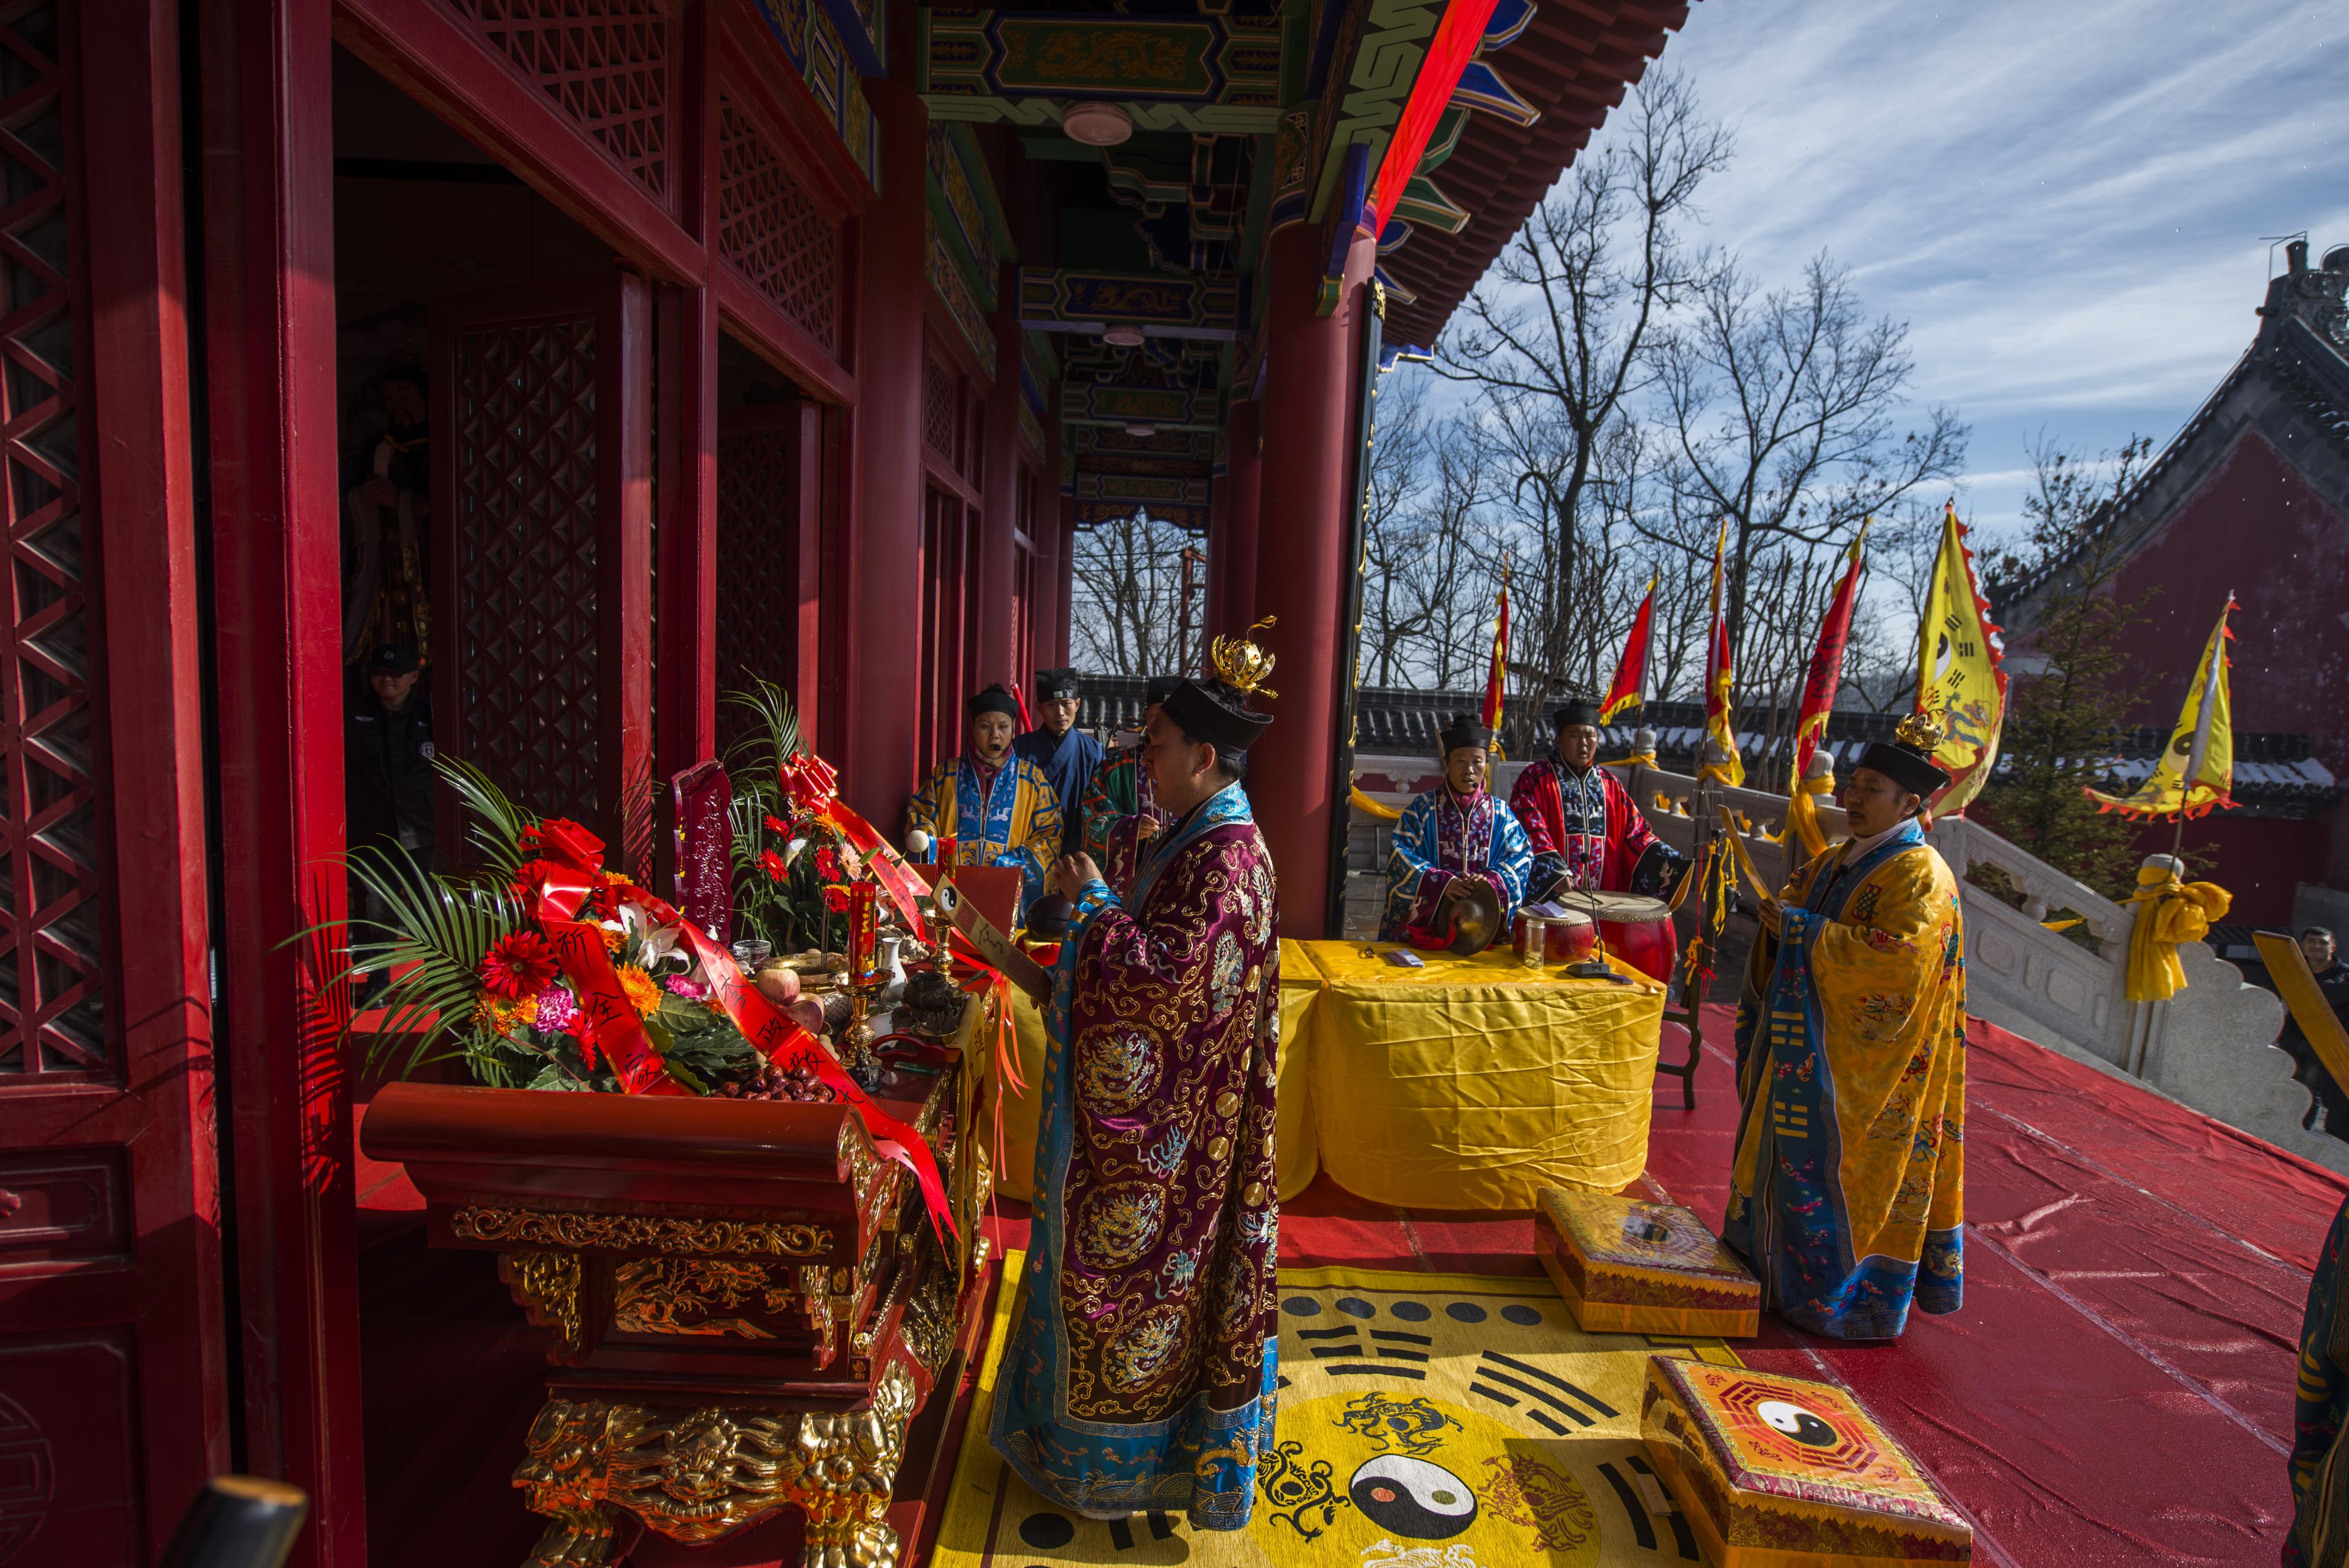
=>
[989,781,1280,1528]
[1508,757,1661,896]
[1379,785,1532,943]
[1724,818,1967,1340]
[906,755,1062,914]
[1079,744,1174,898]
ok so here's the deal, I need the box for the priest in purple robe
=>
[989,653,1280,1530]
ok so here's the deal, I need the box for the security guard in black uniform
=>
[348,641,435,883]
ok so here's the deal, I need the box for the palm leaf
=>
[438,756,537,875]
[721,676,802,794]
[338,843,525,1079]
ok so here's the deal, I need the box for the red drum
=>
[1553,890,1677,984]
[1512,907,1597,963]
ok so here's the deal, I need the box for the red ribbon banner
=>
[779,750,934,938]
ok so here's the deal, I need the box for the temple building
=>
[0,0,1689,1562]
[1992,238,2349,927]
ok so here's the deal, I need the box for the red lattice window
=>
[922,353,957,462]
[716,95,840,357]
[715,425,801,753]
[0,2,106,1077]
[448,0,672,208]
[450,318,605,824]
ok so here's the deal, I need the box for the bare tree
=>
[1642,254,1967,765]
[1359,375,1437,685]
[1069,512,1202,677]
[1436,70,1732,712]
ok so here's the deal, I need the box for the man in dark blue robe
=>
[1015,666,1105,854]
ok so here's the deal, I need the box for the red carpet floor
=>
[354,1008,2344,1566]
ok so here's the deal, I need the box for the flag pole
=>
[2171,590,2233,860]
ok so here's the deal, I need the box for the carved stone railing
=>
[1350,749,2349,1173]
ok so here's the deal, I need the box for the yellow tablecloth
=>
[1298,941,1666,1208]
[982,938,1320,1204]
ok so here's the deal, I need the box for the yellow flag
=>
[1915,503,2006,814]
[2087,598,2237,820]
[1700,521,1743,787]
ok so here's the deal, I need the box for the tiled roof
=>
[1077,676,2337,815]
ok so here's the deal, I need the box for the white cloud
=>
[1449,0,2349,549]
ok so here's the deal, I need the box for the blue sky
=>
[1642,0,2349,545]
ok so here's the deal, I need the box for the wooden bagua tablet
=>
[1536,1188,1761,1337]
[1641,1356,1973,1566]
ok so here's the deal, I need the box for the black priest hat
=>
[1855,711,1953,801]
[1438,712,1493,755]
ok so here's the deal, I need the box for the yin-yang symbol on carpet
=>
[1755,1398,1839,1447]
[1347,1454,1479,1539]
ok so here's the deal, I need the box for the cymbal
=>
[1447,877,1506,956]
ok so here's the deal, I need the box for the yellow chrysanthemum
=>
[614,964,663,1019]
[472,993,534,1034]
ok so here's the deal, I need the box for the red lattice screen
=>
[0,4,104,1079]
[450,317,604,824]
[922,352,957,462]
[715,425,800,752]
[447,0,673,209]
[715,94,841,359]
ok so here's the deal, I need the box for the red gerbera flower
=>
[822,885,850,913]
[760,849,790,882]
[479,931,560,999]
[815,847,844,883]
[763,814,788,835]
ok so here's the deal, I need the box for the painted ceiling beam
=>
[919,8,1285,133]
[1019,267,1244,340]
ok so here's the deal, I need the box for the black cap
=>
[967,685,1021,720]
[1160,677,1272,762]
[1438,712,1492,756]
[1552,696,1601,730]
[367,643,421,675]
[1143,675,1183,708]
[1034,667,1082,702]
[1854,737,1951,800]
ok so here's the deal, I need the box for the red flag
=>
[1601,579,1654,723]
[1480,575,1510,731]
[1792,525,1867,787]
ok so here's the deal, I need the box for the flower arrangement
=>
[339,759,784,1096]
[721,678,863,952]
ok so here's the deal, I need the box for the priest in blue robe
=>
[1380,712,1533,944]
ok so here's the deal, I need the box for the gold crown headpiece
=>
[1895,708,1945,754]
[1209,615,1279,700]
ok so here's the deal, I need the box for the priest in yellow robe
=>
[1724,713,1966,1340]
[908,685,1063,915]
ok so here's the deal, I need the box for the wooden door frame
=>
[198,1,367,1562]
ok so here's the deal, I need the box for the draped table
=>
[1293,941,1666,1208]
[982,937,1663,1211]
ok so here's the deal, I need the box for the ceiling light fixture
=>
[1062,101,1134,147]
[1102,324,1145,349]
[1125,424,1158,438]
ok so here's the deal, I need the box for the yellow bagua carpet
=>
[932,1256,1741,1567]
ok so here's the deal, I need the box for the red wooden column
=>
[1249,224,1366,937]
[975,285,1022,688]
[198,0,367,1562]
[656,0,719,785]
[844,77,928,828]
[1214,397,1263,636]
